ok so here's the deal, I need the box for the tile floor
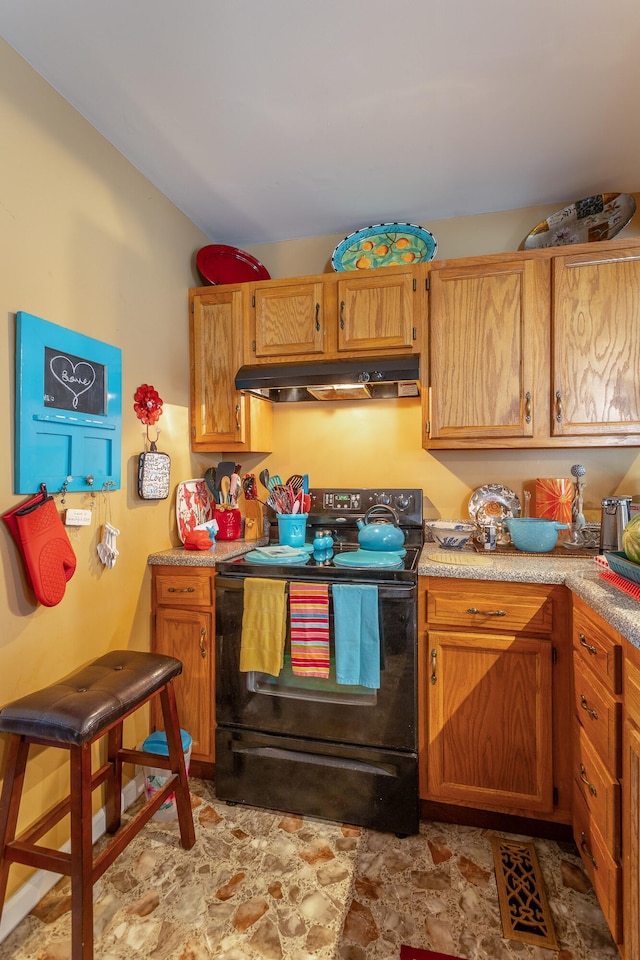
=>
[0,779,620,960]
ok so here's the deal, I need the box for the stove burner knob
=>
[377,493,392,505]
[395,494,411,511]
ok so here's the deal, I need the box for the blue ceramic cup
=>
[277,513,308,548]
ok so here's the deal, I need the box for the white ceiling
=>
[2,0,640,248]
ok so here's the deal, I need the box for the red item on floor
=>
[400,948,463,960]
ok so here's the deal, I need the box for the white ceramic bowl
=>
[429,520,476,550]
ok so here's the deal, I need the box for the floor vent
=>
[491,837,558,950]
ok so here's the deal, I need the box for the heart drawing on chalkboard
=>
[49,355,97,409]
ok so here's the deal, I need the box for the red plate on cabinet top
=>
[196,244,271,285]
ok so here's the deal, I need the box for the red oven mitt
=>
[3,491,76,606]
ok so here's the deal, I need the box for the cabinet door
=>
[337,269,418,353]
[252,280,325,358]
[426,629,554,813]
[190,289,245,448]
[552,247,640,438]
[154,606,214,763]
[426,258,548,445]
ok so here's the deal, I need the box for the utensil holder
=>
[213,506,242,541]
[277,513,308,548]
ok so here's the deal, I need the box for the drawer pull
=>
[579,633,597,655]
[579,763,598,797]
[430,648,437,685]
[168,586,196,593]
[200,627,207,659]
[466,607,506,617]
[580,694,598,721]
[580,832,598,869]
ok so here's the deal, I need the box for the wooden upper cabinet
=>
[336,270,417,353]
[425,257,548,445]
[247,265,423,364]
[190,287,272,452]
[552,246,640,438]
[253,280,326,358]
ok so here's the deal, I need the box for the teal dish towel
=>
[333,584,380,688]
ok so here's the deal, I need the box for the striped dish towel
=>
[290,582,330,678]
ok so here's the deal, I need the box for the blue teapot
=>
[356,504,405,552]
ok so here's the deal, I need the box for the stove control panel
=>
[310,488,423,526]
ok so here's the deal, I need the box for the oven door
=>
[215,575,417,752]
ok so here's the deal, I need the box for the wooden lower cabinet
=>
[572,595,623,946]
[151,565,215,773]
[623,638,640,959]
[418,577,572,823]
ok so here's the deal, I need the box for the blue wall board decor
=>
[14,312,122,494]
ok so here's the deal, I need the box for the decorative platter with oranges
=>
[331,222,437,271]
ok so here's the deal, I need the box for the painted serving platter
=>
[468,484,521,524]
[331,222,437,271]
[176,478,215,543]
[523,193,636,249]
[196,244,271,285]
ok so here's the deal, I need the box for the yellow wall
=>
[2,34,640,904]
[0,39,209,891]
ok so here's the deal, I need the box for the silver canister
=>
[600,496,632,553]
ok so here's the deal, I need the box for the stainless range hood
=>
[235,356,421,402]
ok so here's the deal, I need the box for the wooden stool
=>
[0,650,196,960]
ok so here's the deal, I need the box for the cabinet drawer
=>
[573,722,621,858]
[573,597,622,694]
[625,640,640,723]
[573,654,621,777]
[427,580,554,633]
[572,783,622,944]
[154,570,213,606]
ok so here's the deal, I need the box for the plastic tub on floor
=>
[141,728,192,821]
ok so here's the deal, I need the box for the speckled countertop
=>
[419,545,640,650]
[147,539,268,567]
[147,540,640,650]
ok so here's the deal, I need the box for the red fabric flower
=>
[133,384,163,425]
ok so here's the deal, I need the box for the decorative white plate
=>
[468,484,521,524]
[176,479,215,544]
[331,222,437,271]
[524,193,636,249]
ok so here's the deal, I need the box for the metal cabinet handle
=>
[168,586,195,593]
[524,391,532,424]
[315,302,321,331]
[555,390,563,422]
[200,627,207,659]
[580,831,598,869]
[430,648,437,684]
[466,607,507,617]
[579,633,597,655]
[580,694,599,721]
[340,300,346,330]
[579,763,598,797]
[235,403,241,430]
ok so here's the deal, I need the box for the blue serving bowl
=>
[505,518,569,553]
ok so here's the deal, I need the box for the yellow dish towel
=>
[239,577,287,676]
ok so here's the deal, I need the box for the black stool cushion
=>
[0,651,183,745]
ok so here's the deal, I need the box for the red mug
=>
[213,506,242,541]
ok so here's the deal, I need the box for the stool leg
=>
[0,735,30,921]
[105,722,123,834]
[69,742,95,960]
[159,683,195,850]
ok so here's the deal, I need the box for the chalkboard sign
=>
[44,346,106,415]
[15,311,122,494]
